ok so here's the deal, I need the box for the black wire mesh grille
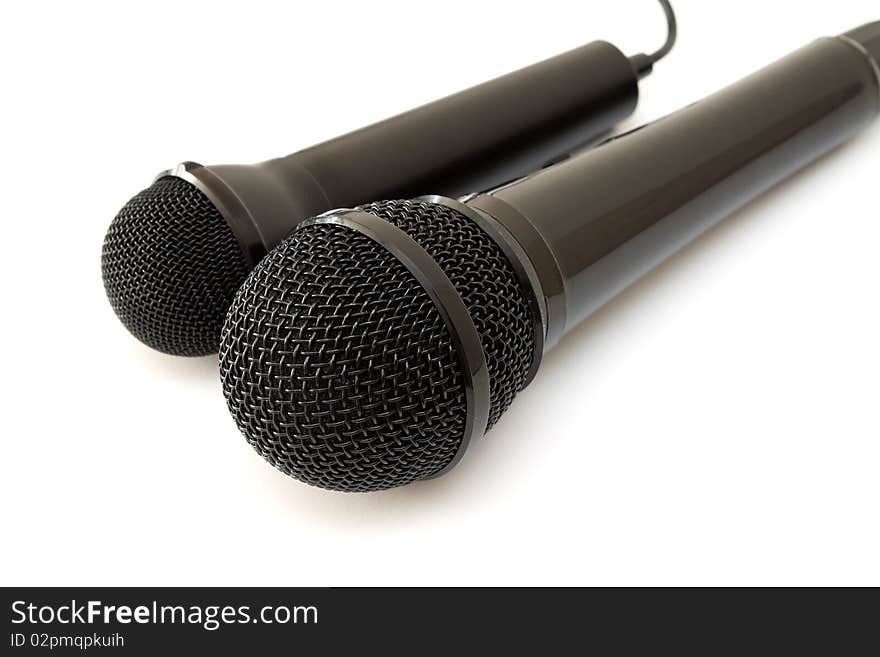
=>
[220,223,468,491]
[219,200,535,492]
[359,200,535,429]
[101,177,250,356]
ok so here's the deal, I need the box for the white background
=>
[1,0,878,586]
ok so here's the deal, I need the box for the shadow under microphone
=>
[219,21,880,492]
[102,0,679,357]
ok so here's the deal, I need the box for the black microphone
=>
[102,1,677,357]
[219,23,880,492]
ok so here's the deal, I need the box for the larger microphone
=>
[102,0,678,357]
[219,23,880,492]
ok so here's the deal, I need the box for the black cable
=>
[628,0,678,77]
[649,0,678,64]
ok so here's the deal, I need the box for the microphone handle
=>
[466,33,880,350]
[178,41,639,263]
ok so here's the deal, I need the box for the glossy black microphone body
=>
[464,32,880,352]
[103,39,648,357]
[192,41,642,264]
[221,24,879,492]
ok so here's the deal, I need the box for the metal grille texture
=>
[219,200,535,492]
[359,200,535,429]
[102,177,250,356]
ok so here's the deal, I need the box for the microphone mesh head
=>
[101,177,250,356]
[220,200,535,491]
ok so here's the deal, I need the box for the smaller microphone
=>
[219,22,880,492]
[102,1,678,357]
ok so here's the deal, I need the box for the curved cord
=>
[648,0,678,64]
[628,0,678,77]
